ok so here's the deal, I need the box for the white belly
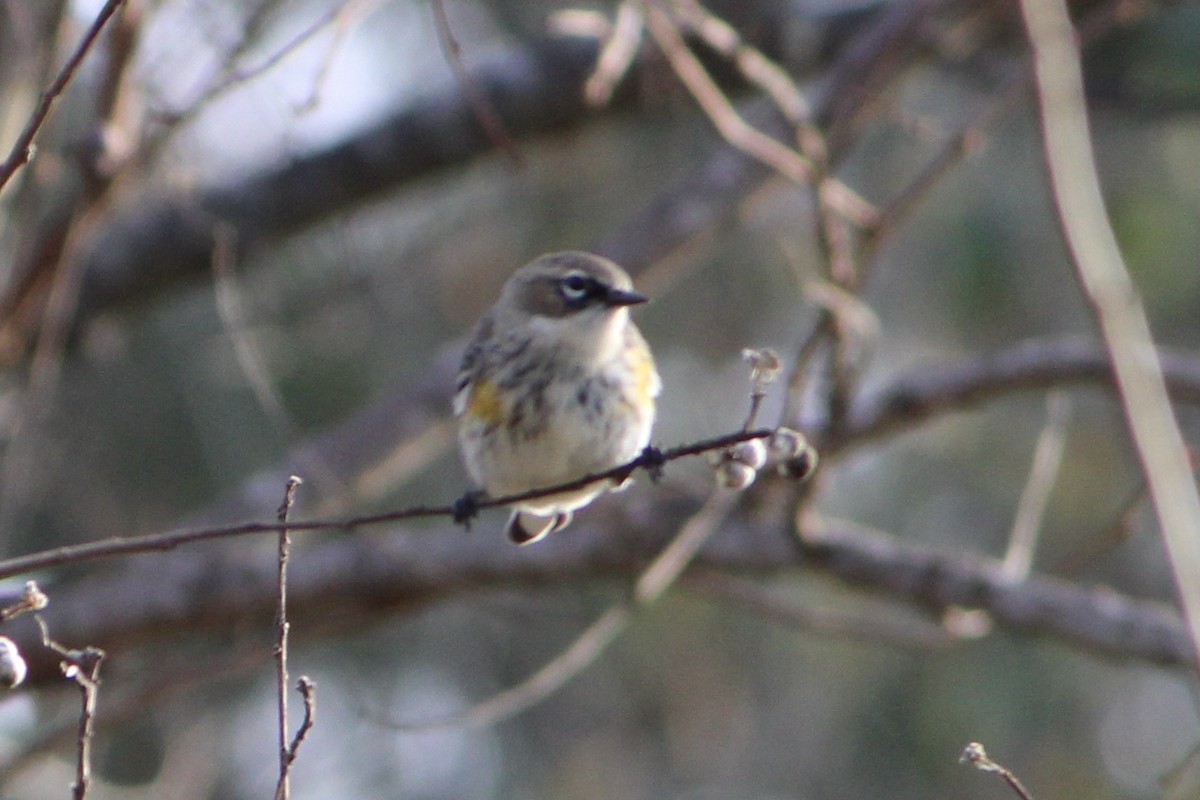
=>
[460,377,652,514]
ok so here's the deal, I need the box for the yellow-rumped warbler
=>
[454,251,660,544]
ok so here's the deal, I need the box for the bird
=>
[454,251,660,544]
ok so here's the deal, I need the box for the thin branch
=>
[1002,391,1071,580]
[668,0,871,297]
[739,347,782,432]
[1019,0,1200,668]
[0,428,773,581]
[273,476,302,800]
[0,0,128,194]
[860,67,1020,266]
[149,0,379,153]
[634,488,739,603]
[154,0,296,123]
[3,339,1193,586]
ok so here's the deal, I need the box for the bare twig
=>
[0,427,773,581]
[960,742,1036,800]
[431,0,524,165]
[274,475,302,800]
[37,616,106,800]
[1002,392,1071,580]
[0,0,128,194]
[634,488,739,603]
[669,0,868,300]
[1019,0,1200,668]
[583,0,645,106]
[860,69,1019,266]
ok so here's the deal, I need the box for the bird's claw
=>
[452,489,487,529]
[639,445,667,482]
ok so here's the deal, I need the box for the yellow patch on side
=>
[466,378,507,426]
[628,342,660,404]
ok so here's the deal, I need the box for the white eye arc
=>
[559,273,592,303]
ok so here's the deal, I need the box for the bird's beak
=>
[603,287,648,307]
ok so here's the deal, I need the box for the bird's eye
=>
[559,273,591,303]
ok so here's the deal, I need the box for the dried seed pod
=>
[0,637,27,689]
[768,427,808,461]
[728,438,768,470]
[716,458,757,491]
[777,444,819,482]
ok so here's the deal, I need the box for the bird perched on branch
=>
[454,251,660,544]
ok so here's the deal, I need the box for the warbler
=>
[454,251,660,544]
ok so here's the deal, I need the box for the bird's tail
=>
[506,509,573,545]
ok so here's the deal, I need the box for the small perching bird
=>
[454,251,660,544]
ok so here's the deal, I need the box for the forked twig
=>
[281,677,317,777]
[37,616,106,800]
